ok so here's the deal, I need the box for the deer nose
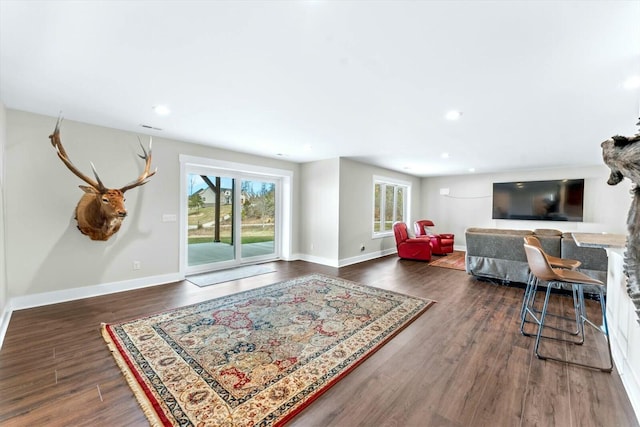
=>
[117,210,128,217]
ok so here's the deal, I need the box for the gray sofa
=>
[465,227,608,285]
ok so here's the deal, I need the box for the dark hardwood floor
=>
[0,256,637,426]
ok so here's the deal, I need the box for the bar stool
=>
[523,243,612,372]
[520,236,581,337]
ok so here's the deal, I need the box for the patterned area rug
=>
[102,274,435,426]
[429,251,466,271]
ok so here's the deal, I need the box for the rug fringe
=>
[101,323,166,427]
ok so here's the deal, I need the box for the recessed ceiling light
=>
[468,168,476,173]
[441,152,450,159]
[623,75,640,90]
[445,110,462,120]
[153,104,171,116]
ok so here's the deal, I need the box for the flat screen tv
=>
[492,179,584,221]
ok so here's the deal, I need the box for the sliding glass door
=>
[186,168,279,274]
[240,179,276,259]
[187,173,236,267]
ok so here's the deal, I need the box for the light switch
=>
[162,214,177,222]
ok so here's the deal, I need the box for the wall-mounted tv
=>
[492,179,584,221]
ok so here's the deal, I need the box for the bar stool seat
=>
[523,243,612,372]
[520,236,581,337]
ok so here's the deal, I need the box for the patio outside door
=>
[239,179,276,259]
[186,171,278,274]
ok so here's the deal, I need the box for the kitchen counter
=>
[571,232,626,249]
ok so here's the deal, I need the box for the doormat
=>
[187,264,276,287]
[102,273,436,426]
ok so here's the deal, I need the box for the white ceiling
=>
[1,1,639,177]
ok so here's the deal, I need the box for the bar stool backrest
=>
[524,243,558,282]
[524,235,543,249]
[523,235,582,270]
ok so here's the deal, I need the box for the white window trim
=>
[372,175,411,239]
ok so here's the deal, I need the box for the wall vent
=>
[140,124,163,131]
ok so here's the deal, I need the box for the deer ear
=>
[612,135,634,147]
[79,185,99,194]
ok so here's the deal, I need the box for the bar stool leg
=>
[535,282,612,372]
[520,272,534,321]
[521,278,582,340]
[534,281,555,360]
[577,285,613,372]
[599,287,614,372]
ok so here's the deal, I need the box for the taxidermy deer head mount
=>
[601,117,640,325]
[601,117,640,185]
[49,117,157,241]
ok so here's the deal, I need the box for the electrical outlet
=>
[132,261,141,270]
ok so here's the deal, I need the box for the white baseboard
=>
[618,356,640,424]
[297,254,340,268]
[0,303,12,351]
[0,272,183,350]
[0,252,392,349]
[0,254,353,348]
[295,248,398,269]
[281,253,301,262]
[339,248,397,267]
[9,272,183,311]
[611,327,640,423]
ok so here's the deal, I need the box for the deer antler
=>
[119,136,157,193]
[49,116,106,192]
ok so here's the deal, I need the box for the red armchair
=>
[393,222,432,261]
[414,220,455,255]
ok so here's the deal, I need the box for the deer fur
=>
[75,187,127,241]
[601,119,640,324]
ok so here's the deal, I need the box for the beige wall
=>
[338,158,421,261]
[298,157,422,267]
[299,158,340,265]
[0,103,7,316]
[420,166,631,248]
[4,110,300,298]
[4,109,632,300]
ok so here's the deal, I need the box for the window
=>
[373,176,410,236]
